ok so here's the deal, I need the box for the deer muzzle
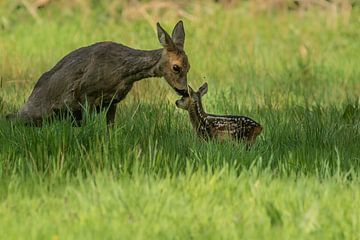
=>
[174,87,189,97]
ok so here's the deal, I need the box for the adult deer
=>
[7,21,190,126]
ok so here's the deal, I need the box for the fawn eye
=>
[172,64,181,73]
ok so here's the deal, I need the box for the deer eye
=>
[172,64,181,74]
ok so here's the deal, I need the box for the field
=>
[1,0,360,239]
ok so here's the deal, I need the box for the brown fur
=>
[7,21,190,126]
[176,83,263,146]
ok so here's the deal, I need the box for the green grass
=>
[1,1,360,239]
[2,172,360,239]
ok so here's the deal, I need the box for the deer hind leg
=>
[95,103,117,125]
[52,108,83,126]
[105,104,117,125]
[6,110,44,127]
[71,109,83,126]
[7,114,42,127]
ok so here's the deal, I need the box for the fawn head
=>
[175,82,208,110]
[157,21,190,96]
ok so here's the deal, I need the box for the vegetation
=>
[0,0,360,239]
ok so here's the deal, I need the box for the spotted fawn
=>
[175,83,262,145]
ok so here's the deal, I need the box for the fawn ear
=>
[188,85,195,95]
[157,22,175,51]
[171,20,185,49]
[198,82,208,97]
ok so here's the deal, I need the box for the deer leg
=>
[106,104,117,125]
[27,117,43,127]
[71,109,83,126]
[51,108,82,126]
[95,103,117,125]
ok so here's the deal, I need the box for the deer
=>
[6,21,190,126]
[175,83,263,146]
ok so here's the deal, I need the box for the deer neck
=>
[188,99,208,133]
[121,48,163,83]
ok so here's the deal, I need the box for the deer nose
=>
[175,100,181,107]
[174,88,189,97]
[181,76,188,86]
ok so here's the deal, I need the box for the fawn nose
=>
[175,100,181,107]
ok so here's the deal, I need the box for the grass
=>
[1,0,360,239]
[2,172,360,239]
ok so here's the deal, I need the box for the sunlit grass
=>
[1,1,360,239]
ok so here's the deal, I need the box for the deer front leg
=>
[95,103,117,125]
[71,109,83,127]
[106,104,117,125]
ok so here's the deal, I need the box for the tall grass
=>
[1,1,360,239]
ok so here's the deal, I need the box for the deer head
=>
[175,82,208,110]
[157,21,190,96]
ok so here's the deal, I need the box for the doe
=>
[7,21,190,126]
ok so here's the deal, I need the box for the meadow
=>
[1,0,360,239]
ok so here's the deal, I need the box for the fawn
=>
[7,21,190,126]
[175,83,262,145]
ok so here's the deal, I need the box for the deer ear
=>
[157,22,175,51]
[171,20,185,49]
[188,85,195,95]
[198,82,208,97]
